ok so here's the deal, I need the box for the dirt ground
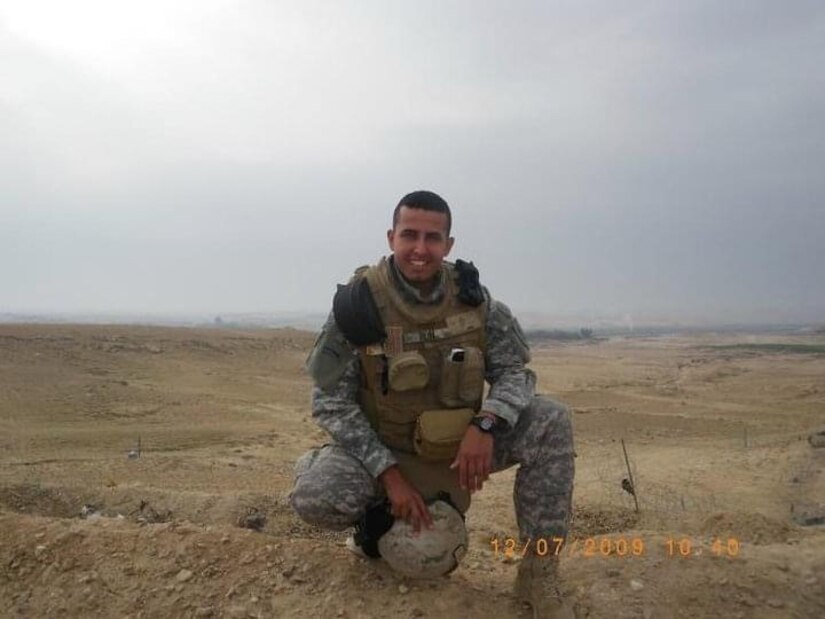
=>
[1,324,824,618]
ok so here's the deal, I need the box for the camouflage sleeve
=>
[309,313,397,479]
[481,293,537,428]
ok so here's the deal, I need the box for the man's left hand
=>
[450,423,494,493]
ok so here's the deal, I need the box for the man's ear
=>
[444,236,455,257]
[386,228,395,251]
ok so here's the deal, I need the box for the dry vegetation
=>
[1,324,824,618]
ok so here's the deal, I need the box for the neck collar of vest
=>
[366,257,456,326]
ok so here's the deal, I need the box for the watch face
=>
[474,416,494,432]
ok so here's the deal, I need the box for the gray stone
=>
[176,569,194,583]
[808,430,825,448]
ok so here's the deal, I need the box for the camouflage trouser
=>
[289,395,575,541]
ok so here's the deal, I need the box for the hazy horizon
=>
[1,307,822,333]
[3,2,823,324]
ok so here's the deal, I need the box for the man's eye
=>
[425,233,443,242]
[401,231,417,239]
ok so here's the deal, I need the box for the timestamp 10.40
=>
[490,536,741,559]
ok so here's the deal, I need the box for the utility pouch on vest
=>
[413,408,475,462]
[439,346,485,408]
[388,351,430,392]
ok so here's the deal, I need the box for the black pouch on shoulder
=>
[454,259,484,307]
[333,278,386,346]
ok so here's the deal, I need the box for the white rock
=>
[630,579,644,592]
[176,569,194,583]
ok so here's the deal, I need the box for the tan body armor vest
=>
[356,257,488,455]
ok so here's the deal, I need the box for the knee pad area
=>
[289,482,360,530]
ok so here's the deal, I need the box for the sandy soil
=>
[1,324,824,618]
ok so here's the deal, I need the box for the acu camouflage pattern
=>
[290,395,574,543]
[290,256,575,547]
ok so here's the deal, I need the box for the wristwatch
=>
[470,413,498,433]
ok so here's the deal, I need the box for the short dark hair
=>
[393,190,452,236]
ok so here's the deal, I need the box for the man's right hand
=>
[378,465,433,532]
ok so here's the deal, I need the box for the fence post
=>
[621,439,640,513]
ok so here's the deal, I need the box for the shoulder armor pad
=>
[333,277,386,346]
[454,259,485,307]
[489,299,531,363]
[305,325,353,390]
[347,264,370,284]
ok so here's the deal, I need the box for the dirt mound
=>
[699,512,796,545]
[0,511,526,618]
[564,530,825,619]
[0,483,289,531]
[571,505,640,537]
[3,511,824,619]
[0,483,88,519]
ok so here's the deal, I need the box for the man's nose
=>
[414,236,427,253]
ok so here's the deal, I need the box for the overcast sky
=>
[2,1,823,325]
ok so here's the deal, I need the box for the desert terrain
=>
[1,324,824,618]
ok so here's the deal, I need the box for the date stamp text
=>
[490,536,742,559]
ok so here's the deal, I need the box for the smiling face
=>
[387,206,454,288]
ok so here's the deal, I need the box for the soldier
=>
[290,190,575,618]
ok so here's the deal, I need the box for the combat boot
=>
[344,533,371,559]
[514,554,575,619]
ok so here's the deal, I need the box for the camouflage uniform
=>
[290,259,574,544]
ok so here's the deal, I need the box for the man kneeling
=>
[290,190,575,618]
